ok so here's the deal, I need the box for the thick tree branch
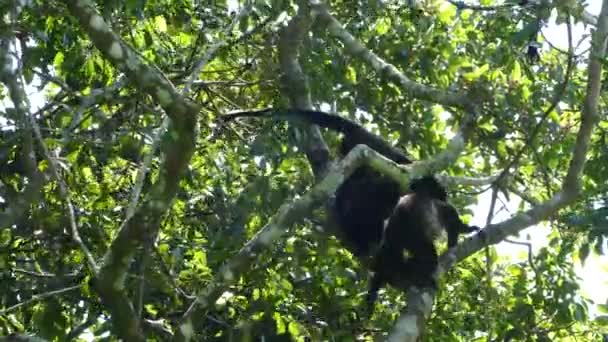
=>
[173,145,363,341]
[173,109,474,339]
[172,143,460,341]
[441,0,608,277]
[389,4,608,337]
[278,1,331,177]
[63,1,200,340]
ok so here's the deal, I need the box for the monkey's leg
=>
[400,238,439,289]
[366,243,402,309]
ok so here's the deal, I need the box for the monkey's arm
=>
[436,200,480,248]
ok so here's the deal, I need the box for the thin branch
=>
[67,79,126,133]
[483,187,498,341]
[153,248,194,300]
[311,1,469,109]
[29,105,99,271]
[182,1,253,93]
[142,319,173,340]
[121,116,170,226]
[0,37,98,272]
[190,79,273,87]
[66,314,99,340]
[441,0,608,272]
[495,13,575,186]
[446,0,516,11]
[503,238,537,271]
[438,173,500,187]
[12,269,56,278]
[0,284,83,315]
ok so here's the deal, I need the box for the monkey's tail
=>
[222,108,365,135]
[221,108,412,164]
[281,109,367,135]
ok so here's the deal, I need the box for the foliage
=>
[0,0,606,340]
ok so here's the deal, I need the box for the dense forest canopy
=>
[0,0,607,341]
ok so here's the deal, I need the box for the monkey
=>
[221,108,421,257]
[221,108,478,302]
[366,175,479,308]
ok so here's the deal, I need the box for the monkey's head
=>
[409,176,447,201]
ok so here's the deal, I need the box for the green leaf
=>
[511,61,521,83]
[463,64,490,81]
[345,65,357,83]
[154,16,168,32]
[374,17,391,35]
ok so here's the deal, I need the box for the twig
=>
[182,1,253,93]
[12,268,56,278]
[0,284,83,315]
[0,38,98,273]
[503,238,537,271]
[494,13,575,186]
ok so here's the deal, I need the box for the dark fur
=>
[223,109,424,256]
[223,109,477,304]
[367,190,479,307]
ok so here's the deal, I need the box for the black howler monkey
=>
[222,108,421,257]
[366,176,479,307]
[222,109,478,304]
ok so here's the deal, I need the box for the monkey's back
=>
[334,166,402,256]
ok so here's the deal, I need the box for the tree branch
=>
[173,106,476,339]
[310,1,470,109]
[277,0,331,177]
[0,284,83,315]
[441,0,608,276]
[63,0,200,340]
[182,1,254,93]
